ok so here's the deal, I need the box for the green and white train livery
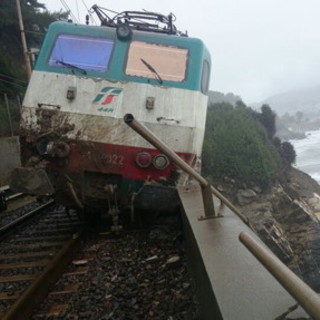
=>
[15,9,211,215]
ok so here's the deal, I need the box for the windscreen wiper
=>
[140,58,163,84]
[56,60,87,75]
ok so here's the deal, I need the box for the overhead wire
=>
[59,0,98,25]
[75,0,80,22]
[60,0,78,23]
[24,30,45,36]
[81,0,97,25]
[0,78,27,89]
[0,74,28,85]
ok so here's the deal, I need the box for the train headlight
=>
[36,139,49,155]
[153,154,169,170]
[135,152,152,168]
[116,23,132,41]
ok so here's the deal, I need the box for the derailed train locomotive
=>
[12,7,211,218]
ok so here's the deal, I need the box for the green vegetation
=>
[202,101,296,188]
[256,104,276,139]
[0,1,67,136]
[278,141,296,168]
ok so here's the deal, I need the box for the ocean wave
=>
[309,172,320,184]
[290,128,320,184]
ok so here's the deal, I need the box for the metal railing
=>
[124,113,249,225]
[240,232,320,320]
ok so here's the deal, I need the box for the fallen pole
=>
[124,113,249,225]
[239,231,320,320]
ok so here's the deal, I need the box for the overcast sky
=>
[40,0,320,103]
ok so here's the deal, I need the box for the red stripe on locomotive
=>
[63,141,195,182]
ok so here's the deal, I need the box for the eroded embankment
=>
[216,167,320,291]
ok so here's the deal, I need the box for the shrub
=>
[202,102,280,188]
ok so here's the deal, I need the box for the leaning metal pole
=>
[239,232,320,320]
[123,113,249,225]
[16,0,32,79]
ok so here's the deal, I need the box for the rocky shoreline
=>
[276,118,320,141]
[215,167,320,292]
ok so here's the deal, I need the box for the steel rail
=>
[0,185,10,192]
[239,232,320,320]
[5,192,23,201]
[0,199,54,235]
[124,113,249,225]
[1,229,85,320]
[0,185,22,199]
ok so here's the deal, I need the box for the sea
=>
[290,129,320,185]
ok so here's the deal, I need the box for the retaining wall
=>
[0,136,21,186]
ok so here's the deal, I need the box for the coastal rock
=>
[236,189,257,205]
[250,168,320,291]
[223,167,320,291]
[241,201,294,262]
[307,193,320,217]
[205,167,320,290]
[252,185,262,193]
[217,185,224,192]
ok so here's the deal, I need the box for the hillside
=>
[207,91,242,106]
[254,85,320,118]
[202,101,295,189]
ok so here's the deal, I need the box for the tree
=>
[257,104,276,139]
[278,141,296,166]
[202,102,280,188]
[0,1,67,95]
[0,1,67,136]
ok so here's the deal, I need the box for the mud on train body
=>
[12,7,211,219]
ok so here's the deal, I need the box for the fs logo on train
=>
[93,87,123,112]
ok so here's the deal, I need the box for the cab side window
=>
[201,60,210,93]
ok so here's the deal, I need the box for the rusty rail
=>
[0,199,54,235]
[3,185,23,201]
[239,232,320,320]
[0,185,10,192]
[123,113,249,225]
[1,229,85,320]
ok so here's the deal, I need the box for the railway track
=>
[0,185,36,215]
[0,203,84,320]
[0,200,54,237]
[0,194,197,319]
[29,217,198,320]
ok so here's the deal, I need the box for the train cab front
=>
[11,8,211,225]
[11,137,193,221]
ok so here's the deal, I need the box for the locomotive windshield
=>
[125,41,188,82]
[48,34,114,72]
